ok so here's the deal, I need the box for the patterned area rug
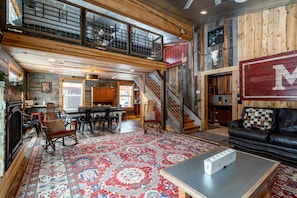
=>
[16,129,297,197]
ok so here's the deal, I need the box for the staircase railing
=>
[143,71,184,132]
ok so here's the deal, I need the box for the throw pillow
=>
[45,119,65,132]
[145,111,156,121]
[243,108,273,130]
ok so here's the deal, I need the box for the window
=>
[119,84,133,107]
[62,81,83,111]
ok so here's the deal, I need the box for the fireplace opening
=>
[5,100,23,170]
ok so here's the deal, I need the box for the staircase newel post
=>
[180,97,184,133]
[160,70,166,131]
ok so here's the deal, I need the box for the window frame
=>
[59,77,85,111]
[117,81,134,109]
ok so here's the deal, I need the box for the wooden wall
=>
[237,4,297,116]
[198,3,297,129]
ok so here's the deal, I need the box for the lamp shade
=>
[86,74,99,80]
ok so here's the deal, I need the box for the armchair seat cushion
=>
[49,129,76,138]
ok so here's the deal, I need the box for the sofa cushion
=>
[277,108,297,133]
[228,128,269,142]
[243,108,274,130]
[269,133,297,149]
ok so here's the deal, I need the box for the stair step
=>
[183,125,200,133]
[184,119,194,123]
[184,122,195,127]
[183,114,190,119]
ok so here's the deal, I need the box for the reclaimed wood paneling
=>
[287,4,297,51]
[238,4,297,112]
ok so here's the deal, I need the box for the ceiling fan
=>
[183,0,247,10]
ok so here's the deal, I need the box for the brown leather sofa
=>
[228,107,297,163]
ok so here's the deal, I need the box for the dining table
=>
[65,106,126,130]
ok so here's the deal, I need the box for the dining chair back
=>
[78,109,93,133]
[99,108,112,131]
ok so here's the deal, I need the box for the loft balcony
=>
[5,0,163,61]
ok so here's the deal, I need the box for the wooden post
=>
[0,0,6,30]
[160,70,166,130]
[80,8,86,46]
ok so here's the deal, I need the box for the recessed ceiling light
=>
[234,0,247,3]
[200,10,207,15]
[130,69,135,72]
[48,58,56,62]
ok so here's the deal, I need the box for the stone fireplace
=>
[5,100,22,170]
[0,81,23,177]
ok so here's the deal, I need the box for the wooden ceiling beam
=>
[84,0,192,41]
[3,32,166,74]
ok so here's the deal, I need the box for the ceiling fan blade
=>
[183,0,194,10]
[215,0,222,6]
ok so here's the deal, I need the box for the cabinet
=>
[134,87,141,116]
[216,74,232,94]
[208,105,232,126]
[92,87,115,103]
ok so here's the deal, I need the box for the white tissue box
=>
[204,149,236,175]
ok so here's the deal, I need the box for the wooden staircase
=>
[135,72,201,133]
[183,114,200,133]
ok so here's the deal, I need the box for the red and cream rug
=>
[16,130,297,197]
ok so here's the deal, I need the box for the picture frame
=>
[208,26,224,47]
[41,82,52,93]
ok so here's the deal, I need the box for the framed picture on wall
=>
[41,82,52,93]
[208,26,224,47]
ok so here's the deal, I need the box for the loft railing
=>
[6,0,163,61]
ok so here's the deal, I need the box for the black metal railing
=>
[6,0,163,61]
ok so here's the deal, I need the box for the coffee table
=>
[160,147,280,198]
